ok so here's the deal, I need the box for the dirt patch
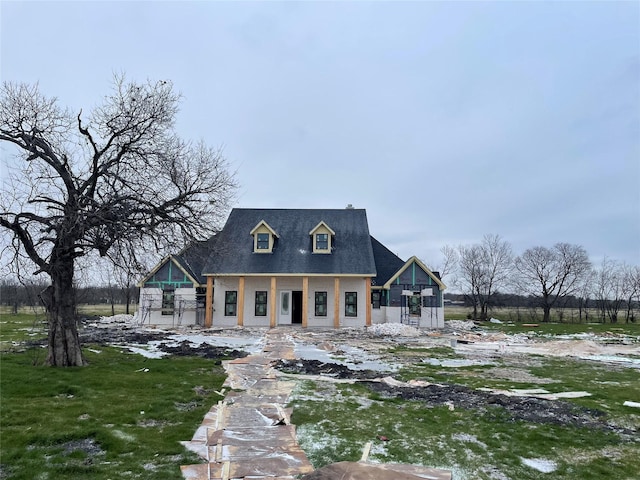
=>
[157,340,246,359]
[61,438,105,457]
[79,326,168,345]
[274,358,636,438]
[273,358,381,380]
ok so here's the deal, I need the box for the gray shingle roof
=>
[174,235,218,284]
[370,236,405,287]
[203,208,377,276]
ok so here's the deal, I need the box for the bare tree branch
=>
[0,76,237,366]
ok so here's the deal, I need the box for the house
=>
[137,208,445,328]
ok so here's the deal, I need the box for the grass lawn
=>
[0,312,226,480]
[445,305,640,327]
[289,328,640,480]
[2,310,638,479]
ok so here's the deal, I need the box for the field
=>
[1,309,639,479]
[444,305,637,324]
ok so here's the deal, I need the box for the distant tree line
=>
[0,280,138,316]
[436,235,640,323]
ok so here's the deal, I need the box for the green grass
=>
[291,378,640,480]
[445,305,640,327]
[0,312,48,350]
[3,310,639,480]
[290,329,640,479]
[0,314,226,480]
[478,320,640,337]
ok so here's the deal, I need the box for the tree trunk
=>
[41,258,86,367]
[542,305,551,323]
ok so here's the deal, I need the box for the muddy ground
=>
[23,318,639,442]
[273,358,636,438]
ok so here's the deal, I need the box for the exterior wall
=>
[382,306,444,328]
[306,277,336,328]
[138,287,199,327]
[210,276,369,328]
[240,277,272,327]
[388,261,443,309]
[371,306,386,324]
[419,306,445,328]
[212,278,242,327]
[335,277,368,328]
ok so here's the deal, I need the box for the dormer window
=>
[309,221,335,254]
[316,233,329,251]
[256,233,270,250]
[250,220,279,253]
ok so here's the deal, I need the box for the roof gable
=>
[308,221,335,236]
[138,256,199,288]
[138,236,217,287]
[250,220,280,237]
[383,256,446,290]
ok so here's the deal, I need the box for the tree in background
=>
[456,234,513,321]
[422,245,458,286]
[622,265,640,323]
[514,243,591,323]
[593,257,627,323]
[0,77,237,366]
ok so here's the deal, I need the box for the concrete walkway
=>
[181,329,314,480]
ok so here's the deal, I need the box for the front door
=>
[278,291,292,325]
[292,290,303,324]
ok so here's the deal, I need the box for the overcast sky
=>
[1,1,639,270]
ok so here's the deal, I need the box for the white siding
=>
[212,278,241,327]
[210,276,370,328]
[137,287,198,327]
[382,305,444,328]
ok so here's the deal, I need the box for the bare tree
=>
[593,257,627,323]
[576,276,592,323]
[0,77,236,366]
[421,245,458,285]
[514,243,591,323]
[437,244,458,283]
[456,234,513,321]
[622,264,640,323]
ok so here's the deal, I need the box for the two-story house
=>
[137,208,445,328]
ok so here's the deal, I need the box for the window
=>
[315,291,327,316]
[345,292,357,317]
[196,287,207,309]
[309,221,335,253]
[409,294,421,315]
[162,288,175,315]
[225,291,237,316]
[371,291,381,309]
[256,233,270,250]
[315,233,329,251]
[251,221,279,253]
[281,291,290,314]
[255,291,267,316]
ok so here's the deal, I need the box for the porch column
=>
[365,277,372,327]
[302,276,309,328]
[205,276,214,328]
[237,276,245,327]
[270,277,277,328]
[333,277,340,328]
